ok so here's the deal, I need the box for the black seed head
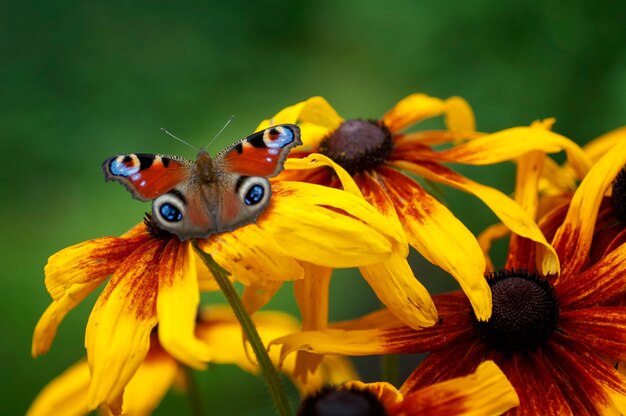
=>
[298,385,388,416]
[611,167,626,223]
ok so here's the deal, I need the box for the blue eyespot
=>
[244,185,264,205]
[159,203,183,222]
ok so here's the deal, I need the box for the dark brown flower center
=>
[472,269,560,353]
[298,386,387,416]
[611,166,626,223]
[318,119,393,175]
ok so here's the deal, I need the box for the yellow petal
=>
[259,182,400,267]
[297,96,344,130]
[375,167,492,321]
[393,160,560,275]
[199,224,304,286]
[45,234,148,300]
[32,280,101,357]
[381,93,448,132]
[394,361,519,416]
[120,344,178,415]
[255,101,307,130]
[552,138,626,279]
[85,241,161,413]
[284,153,364,197]
[433,126,592,180]
[156,240,211,369]
[295,263,332,331]
[27,360,91,416]
[360,253,438,329]
[443,96,476,132]
[242,280,284,315]
[583,126,626,162]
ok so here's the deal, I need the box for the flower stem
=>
[192,240,292,416]
[184,367,205,416]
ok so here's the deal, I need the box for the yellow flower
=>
[271,142,626,414]
[298,361,518,416]
[256,95,590,330]
[28,306,357,416]
[32,179,401,413]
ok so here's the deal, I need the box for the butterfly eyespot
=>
[244,184,264,205]
[159,203,183,222]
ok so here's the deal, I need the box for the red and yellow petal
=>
[391,361,519,416]
[284,153,364,197]
[393,160,560,275]
[27,359,91,416]
[44,234,149,300]
[551,139,626,280]
[156,240,211,369]
[85,241,163,413]
[381,94,475,133]
[557,243,626,309]
[343,380,404,409]
[259,181,401,267]
[375,167,492,321]
[559,308,626,361]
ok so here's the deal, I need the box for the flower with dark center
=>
[32,180,401,414]
[255,95,590,349]
[611,167,626,224]
[271,145,626,414]
[297,361,519,416]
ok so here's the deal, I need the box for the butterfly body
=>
[103,124,301,240]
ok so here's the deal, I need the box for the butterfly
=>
[103,124,301,240]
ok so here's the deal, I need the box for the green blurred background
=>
[3,0,626,414]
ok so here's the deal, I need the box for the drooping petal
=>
[156,240,211,369]
[360,253,438,329]
[583,126,626,162]
[559,308,626,361]
[199,224,304,286]
[45,234,149,300]
[284,153,364,196]
[242,280,284,315]
[391,361,519,416]
[85,241,162,413]
[119,343,179,416]
[392,160,560,275]
[32,280,101,357]
[259,182,401,267]
[27,359,90,416]
[271,313,473,367]
[381,94,474,133]
[295,262,332,331]
[375,167,492,321]
[557,242,626,309]
[551,140,626,280]
[547,333,626,414]
[428,126,591,180]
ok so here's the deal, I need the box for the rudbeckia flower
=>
[28,306,357,416]
[257,95,591,333]
[271,141,626,414]
[32,180,402,414]
[297,361,518,416]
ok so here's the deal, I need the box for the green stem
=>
[192,240,292,416]
[381,354,399,386]
[184,367,205,416]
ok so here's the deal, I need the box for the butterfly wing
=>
[102,153,192,201]
[216,124,302,177]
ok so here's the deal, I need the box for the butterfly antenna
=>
[204,114,235,151]
[160,128,200,152]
